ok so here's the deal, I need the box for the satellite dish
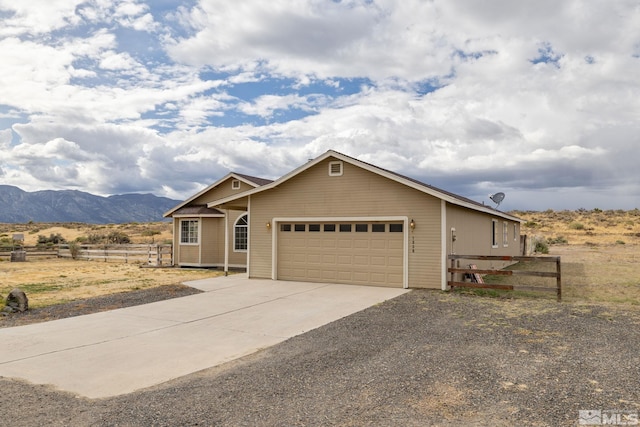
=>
[489,192,505,208]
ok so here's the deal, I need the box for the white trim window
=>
[232,179,241,190]
[180,219,199,244]
[503,222,509,247]
[491,219,499,248]
[234,214,248,252]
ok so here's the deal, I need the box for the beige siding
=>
[249,158,443,288]
[173,219,181,264]
[179,244,199,264]
[200,217,220,265]
[446,204,521,273]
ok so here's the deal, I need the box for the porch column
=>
[224,209,229,274]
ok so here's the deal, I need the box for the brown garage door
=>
[277,221,404,287]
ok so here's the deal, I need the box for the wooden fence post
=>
[556,257,562,302]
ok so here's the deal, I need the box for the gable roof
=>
[207,150,521,222]
[170,205,224,217]
[163,172,273,217]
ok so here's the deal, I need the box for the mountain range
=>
[0,185,181,224]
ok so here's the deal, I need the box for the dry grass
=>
[470,209,640,307]
[513,208,640,246]
[0,256,220,309]
[0,221,173,246]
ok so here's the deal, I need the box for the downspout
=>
[441,200,448,291]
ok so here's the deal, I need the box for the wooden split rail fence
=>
[0,246,58,260]
[448,255,562,301]
[58,244,173,266]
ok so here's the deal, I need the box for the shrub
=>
[37,233,66,245]
[68,241,80,259]
[86,233,104,244]
[569,222,585,230]
[107,231,130,244]
[533,237,549,254]
[547,236,568,245]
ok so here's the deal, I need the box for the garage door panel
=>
[338,271,353,281]
[338,239,353,249]
[307,269,322,280]
[370,272,387,284]
[322,271,337,281]
[353,271,369,282]
[322,239,337,249]
[353,255,369,266]
[322,254,336,264]
[354,239,369,249]
[308,239,322,248]
[307,254,322,264]
[370,256,387,266]
[371,240,387,250]
[278,221,404,287]
[388,239,404,250]
[388,256,403,267]
[337,255,352,265]
[387,273,404,284]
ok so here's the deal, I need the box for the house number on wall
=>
[412,236,415,253]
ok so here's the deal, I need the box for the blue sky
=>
[1,0,639,210]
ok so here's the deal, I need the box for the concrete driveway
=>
[0,274,407,399]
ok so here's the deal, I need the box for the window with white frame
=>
[232,179,241,190]
[234,214,248,251]
[491,219,498,248]
[503,222,509,247]
[180,219,199,244]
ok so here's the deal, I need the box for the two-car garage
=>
[275,219,408,288]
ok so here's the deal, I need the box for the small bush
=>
[547,236,568,245]
[569,222,585,230]
[107,231,130,244]
[37,233,66,245]
[533,237,549,254]
[68,241,80,259]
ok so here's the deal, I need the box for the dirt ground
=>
[1,288,639,426]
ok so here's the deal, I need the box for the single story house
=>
[164,150,522,290]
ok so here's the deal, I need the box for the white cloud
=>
[0,0,84,36]
[1,0,640,210]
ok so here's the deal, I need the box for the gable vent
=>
[329,161,343,176]
[232,179,241,189]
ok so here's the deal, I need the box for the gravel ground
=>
[1,290,639,426]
